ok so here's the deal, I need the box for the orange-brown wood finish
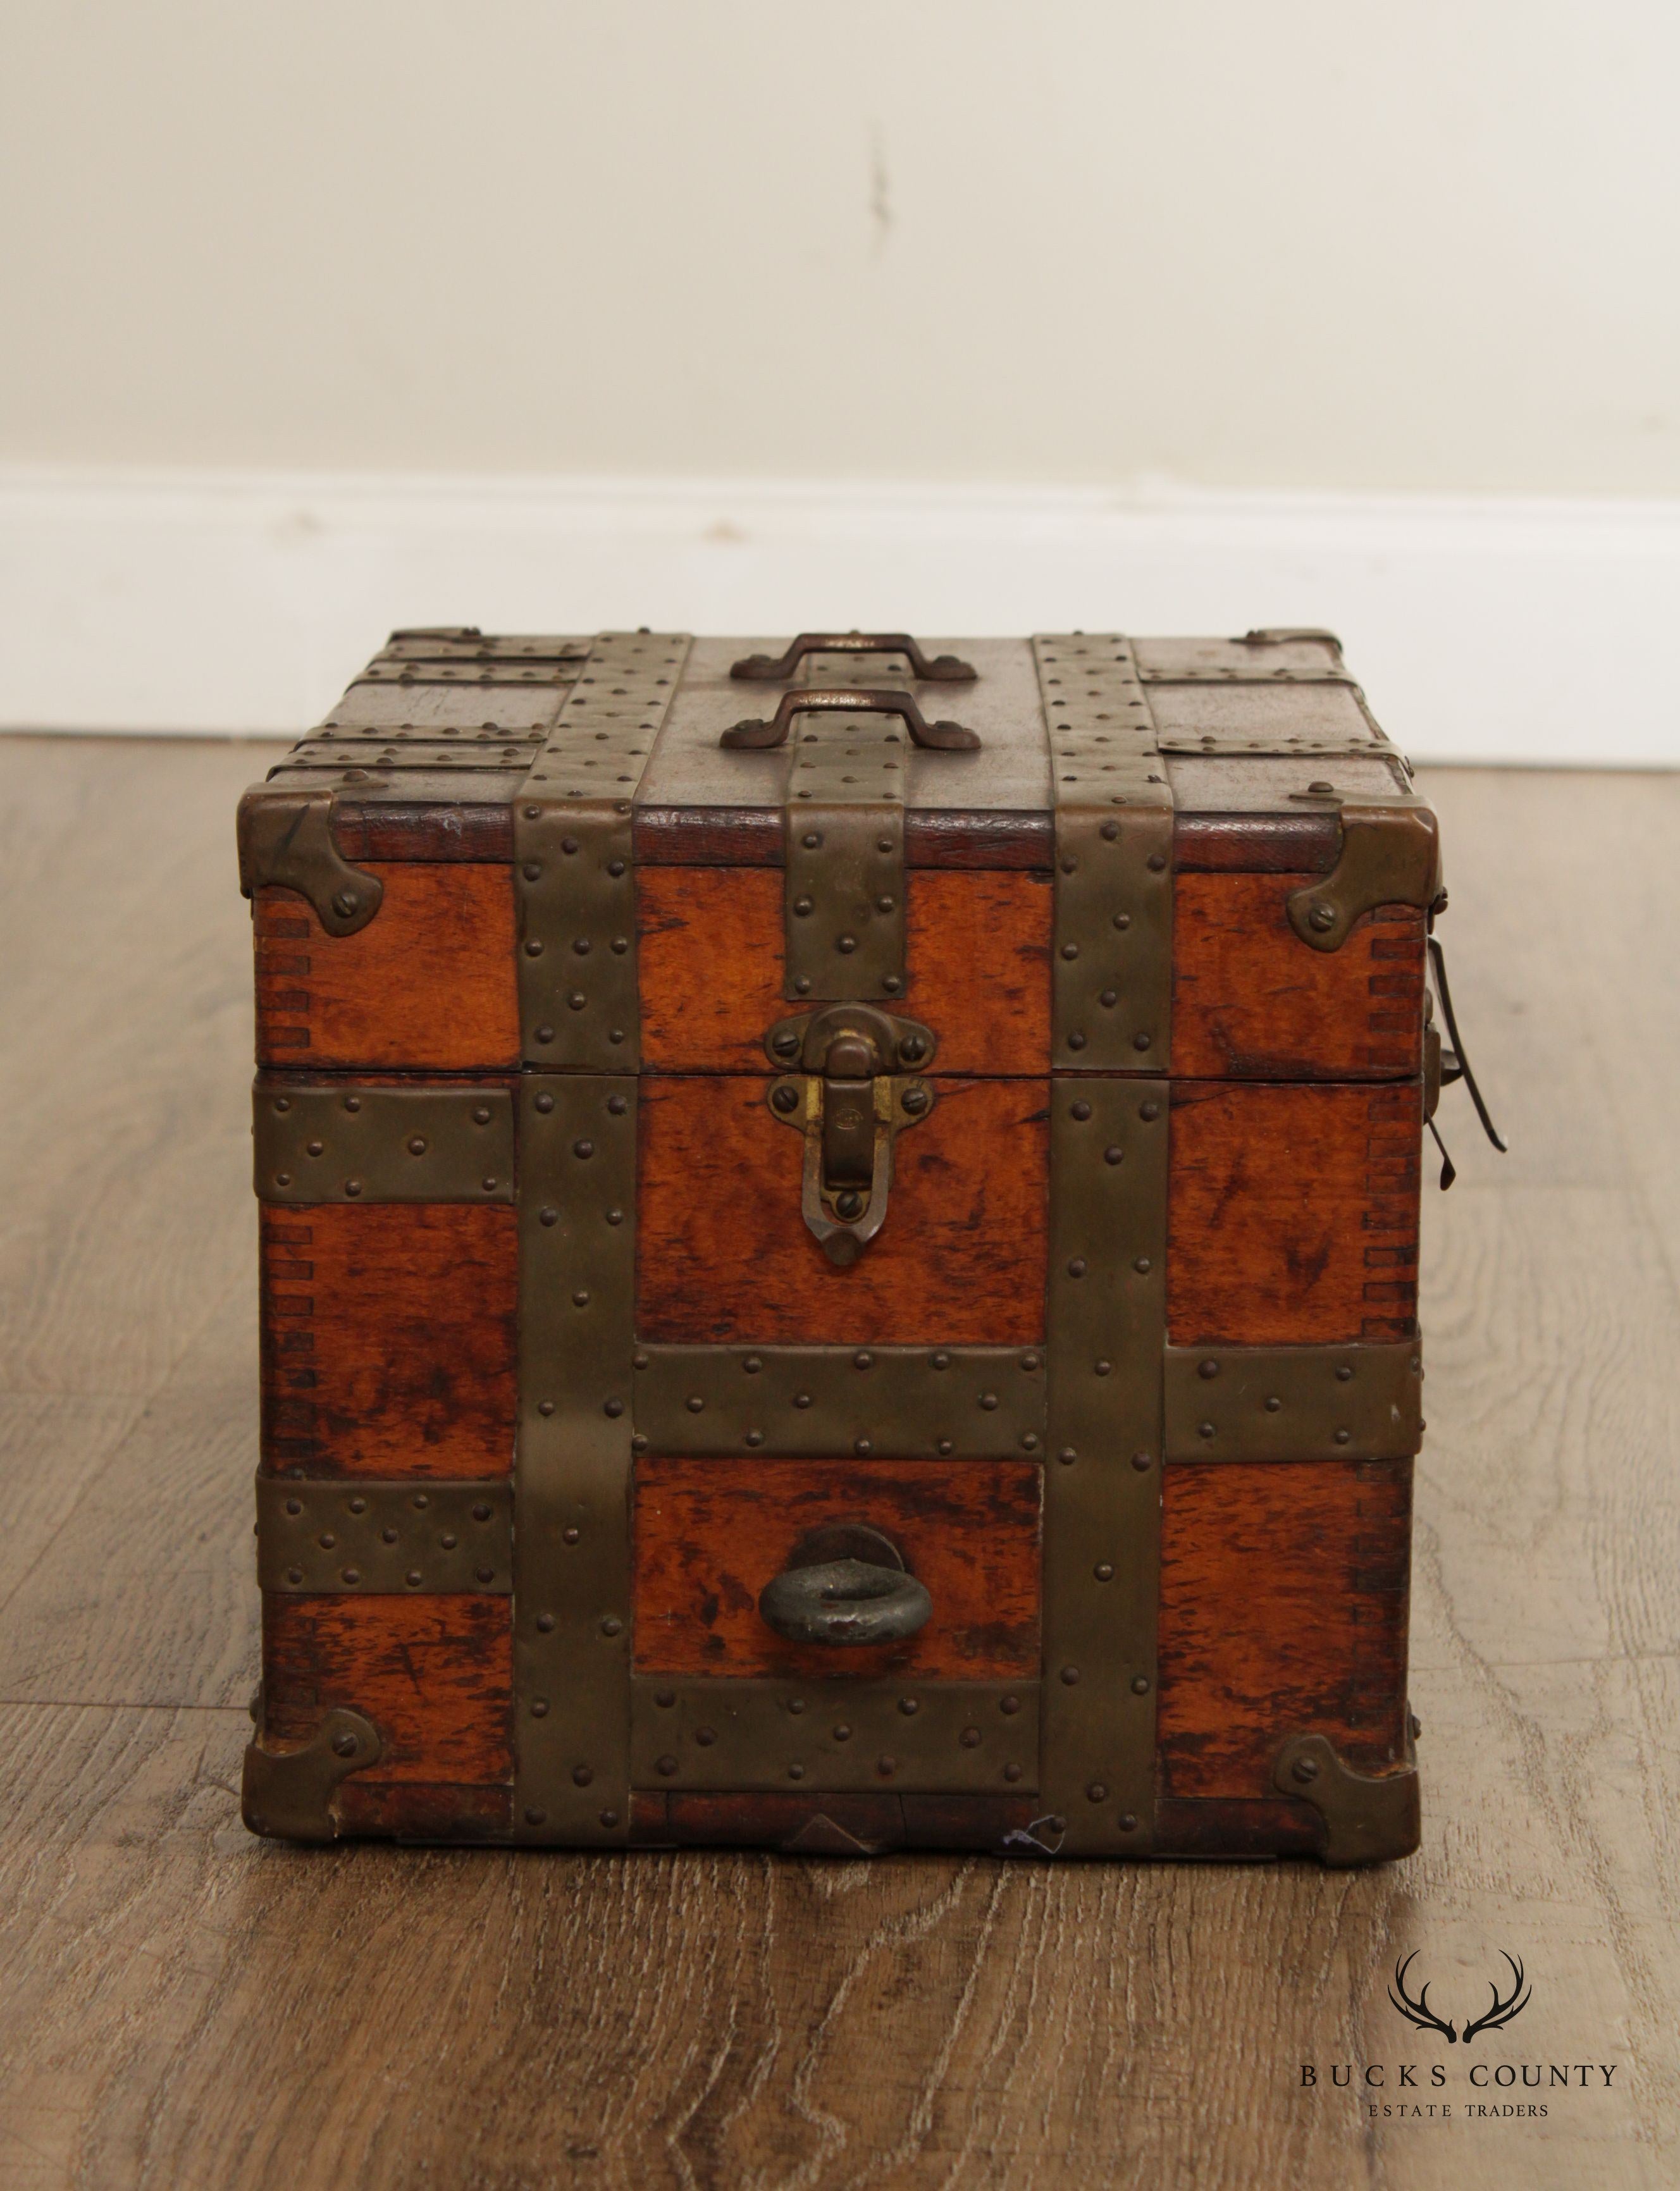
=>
[254,867,519,1071]
[261,1594,513,1786]
[636,867,1053,1075]
[261,1204,517,1477]
[1171,877,1424,1080]
[1167,1080,1421,1345]
[633,1457,1042,1681]
[635,1076,1049,1345]
[1157,1459,1412,1799]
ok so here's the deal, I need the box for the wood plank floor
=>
[0,735,1674,2191]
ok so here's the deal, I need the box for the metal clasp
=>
[764,1004,937,1266]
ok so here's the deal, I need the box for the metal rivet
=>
[1119,1812,1139,1832]
[1133,1255,1152,1274]
[599,1810,620,1829]
[1058,1447,1077,1466]
[604,1398,624,1417]
[285,1566,304,1584]
[1335,1428,1352,1445]
[1094,1561,1115,1581]
[788,1763,806,1780]
[1004,1763,1023,1782]
[931,1351,951,1370]
[836,934,857,954]
[854,1438,872,1457]
[686,1395,705,1414]
[898,1697,919,1716]
[1094,1359,1112,1377]
[1068,1257,1087,1278]
[695,1727,717,1747]
[538,1398,555,1416]
[472,1104,491,1125]
[1104,1145,1124,1166]
[562,1526,580,1545]
[536,1612,555,1632]
[1264,1395,1282,1413]
[937,1438,954,1455]
[1139,1100,1160,1121]
[1335,1364,1354,1383]
[405,1568,423,1587]
[1060,1666,1080,1686]
[608,1094,629,1115]
[1132,1675,1151,1695]
[535,1092,555,1113]
[284,1497,302,1516]
[656,1755,677,1776]
[601,1615,622,1636]
[832,1724,853,1743]
[343,1180,363,1197]
[877,1757,896,1777]
[1198,1359,1220,1380]
[1060,942,1080,961]
[1087,1781,1108,1801]
[1131,1450,1152,1471]
[573,1139,594,1159]
[1071,1100,1092,1121]
[1067,1031,1087,1050]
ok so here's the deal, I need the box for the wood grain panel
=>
[1168,1080,1421,1344]
[254,865,519,1070]
[633,1457,1042,1679]
[636,866,1051,1074]
[261,1204,517,1478]
[261,1594,512,1785]
[1158,1459,1412,1799]
[636,1076,1049,1345]
[1172,874,1424,1080]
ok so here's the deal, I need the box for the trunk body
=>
[240,629,1435,1863]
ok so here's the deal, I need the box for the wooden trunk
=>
[238,627,1441,1864]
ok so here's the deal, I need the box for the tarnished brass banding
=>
[252,1080,514,1204]
[256,1476,512,1593]
[1164,1342,1424,1462]
[1035,634,1173,1855]
[633,1345,1046,1460]
[629,1679,1040,1794]
[1037,635,1173,1072]
[512,1072,638,1848]
[782,712,909,1003]
[513,632,691,1071]
[1042,1077,1169,1854]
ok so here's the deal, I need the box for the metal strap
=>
[512,1074,638,1845]
[256,1476,512,1593]
[632,1345,1046,1460]
[1035,634,1172,1855]
[631,1679,1040,1794]
[252,1082,514,1204]
[784,713,908,1002]
[514,633,690,1071]
[1039,636,1173,1072]
[509,634,686,1848]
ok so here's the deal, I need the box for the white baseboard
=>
[1,467,1676,764]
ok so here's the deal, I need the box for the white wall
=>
[1,3,1676,756]
[2,0,1676,495]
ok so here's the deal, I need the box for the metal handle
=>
[758,1558,933,1646]
[720,688,980,753]
[732,633,977,683]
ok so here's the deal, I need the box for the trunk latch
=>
[763,1004,938,1267]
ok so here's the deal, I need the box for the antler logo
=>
[1389,1952,1531,2044]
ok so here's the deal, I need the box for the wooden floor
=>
[0,735,1675,2191]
